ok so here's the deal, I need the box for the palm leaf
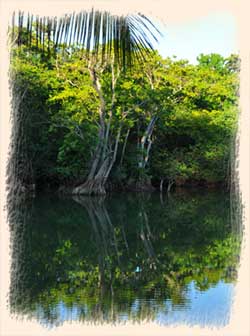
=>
[10,9,162,67]
[85,9,93,59]
[17,11,24,46]
[29,14,33,47]
[47,18,51,54]
[68,12,75,46]
[39,17,42,48]
[42,17,46,52]
[11,11,15,42]
[35,16,39,49]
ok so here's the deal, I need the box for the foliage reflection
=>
[9,191,240,327]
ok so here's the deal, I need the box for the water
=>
[9,190,240,328]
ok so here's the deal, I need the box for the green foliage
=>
[150,54,239,186]
[10,46,239,189]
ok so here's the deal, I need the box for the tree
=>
[9,9,161,195]
[10,49,239,193]
[150,55,239,189]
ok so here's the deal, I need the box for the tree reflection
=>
[9,191,241,326]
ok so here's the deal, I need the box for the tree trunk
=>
[135,115,157,191]
[119,128,130,167]
[72,64,121,195]
[72,126,121,195]
[167,179,174,193]
[139,115,157,170]
[160,179,164,192]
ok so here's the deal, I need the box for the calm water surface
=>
[9,190,240,328]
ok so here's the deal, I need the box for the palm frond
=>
[29,14,33,47]
[10,9,162,67]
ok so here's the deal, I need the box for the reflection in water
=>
[9,191,241,328]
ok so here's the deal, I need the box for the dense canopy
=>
[10,45,239,193]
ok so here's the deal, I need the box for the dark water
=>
[9,190,240,328]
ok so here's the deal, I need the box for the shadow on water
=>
[8,190,241,328]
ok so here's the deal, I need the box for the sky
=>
[151,12,238,64]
